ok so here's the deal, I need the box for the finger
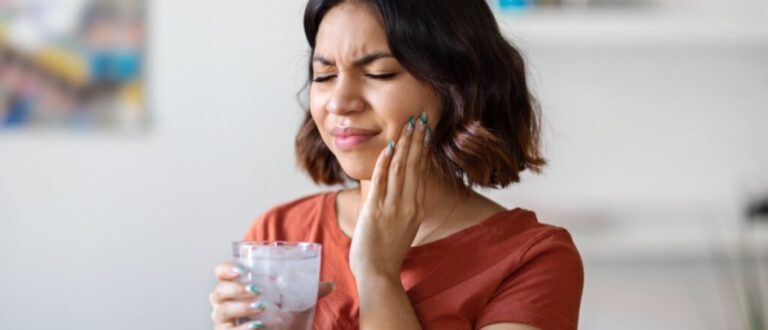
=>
[417,124,431,208]
[402,111,427,204]
[214,321,234,330]
[233,320,266,330]
[215,262,243,281]
[365,138,394,205]
[211,299,267,324]
[385,116,416,207]
[318,281,336,299]
[209,281,261,305]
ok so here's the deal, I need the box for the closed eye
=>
[312,73,397,83]
[366,73,397,80]
[312,75,336,83]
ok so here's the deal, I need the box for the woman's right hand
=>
[209,262,335,330]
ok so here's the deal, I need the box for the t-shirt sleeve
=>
[242,206,280,241]
[475,228,584,330]
[242,214,263,241]
[241,193,325,242]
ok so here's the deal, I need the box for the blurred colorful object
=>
[0,0,146,131]
[494,0,653,10]
[499,0,531,10]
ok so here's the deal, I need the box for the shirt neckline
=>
[323,189,521,256]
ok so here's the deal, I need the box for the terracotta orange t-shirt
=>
[243,191,584,330]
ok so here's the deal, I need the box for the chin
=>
[337,157,375,181]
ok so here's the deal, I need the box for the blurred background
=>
[0,0,766,329]
[0,0,146,131]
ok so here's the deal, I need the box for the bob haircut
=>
[296,0,546,193]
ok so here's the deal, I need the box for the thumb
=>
[317,281,336,299]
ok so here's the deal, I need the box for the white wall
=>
[0,1,318,329]
[1,1,767,329]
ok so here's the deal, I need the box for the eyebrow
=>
[312,51,394,67]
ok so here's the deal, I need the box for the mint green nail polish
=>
[425,127,432,146]
[419,112,428,125]
[250,300,267,310]
[230,265,244,276]
[249,320,264,329]
[387,140,395,154]
[408,116,415,129]
[246,284,261,295]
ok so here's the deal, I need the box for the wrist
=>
[350,260,399,282]
[353,268,401,290]
[354,271,405,309]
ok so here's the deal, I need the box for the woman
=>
[210,0,583,329]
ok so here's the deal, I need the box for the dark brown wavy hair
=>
[296,0,546,193]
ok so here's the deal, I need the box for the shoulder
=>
[475,210,584,330]
[243,191,333,241]
[518,222,583,282]
[518,212,580,263]
[483,207,578,250]
[494,207,576,242]
[507,209,582,269]
[260,192,330,222]
[479,207,583,290]
[455,206,583,284]
[468,193,561,244]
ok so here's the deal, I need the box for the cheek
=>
[418,86,444,129]
[308,87,322,118]
[427,94,443,125]
[309,88,329,138]
[369,83,442,137]
[365,92,407,136]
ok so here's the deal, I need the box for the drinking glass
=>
[232,241,322,330]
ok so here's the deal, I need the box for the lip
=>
[331,126,380,151]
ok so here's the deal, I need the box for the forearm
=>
[356,273,423,330]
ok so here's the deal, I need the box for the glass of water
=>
[232,241,322,330]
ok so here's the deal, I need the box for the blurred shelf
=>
[572,219,768,263]
[494,7,768,47]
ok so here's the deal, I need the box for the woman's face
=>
[309,2,442,181]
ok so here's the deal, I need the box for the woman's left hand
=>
[349,112,431,281]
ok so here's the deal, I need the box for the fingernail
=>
[386,140,395,155]
[248,320,264,329]
[229,266,243,276]
[329,282,336,291]
[246,284,262,295]
[407,116,415,133]
[419,111,428,126]
[250,300,267,310]
[424,127,432,146]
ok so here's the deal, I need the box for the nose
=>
[325,76,365,115]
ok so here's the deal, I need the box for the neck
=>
[355,169,471,245]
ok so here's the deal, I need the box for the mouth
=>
[331,127,380,151]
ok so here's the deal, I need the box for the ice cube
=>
[241,258,275,276]
[252,299,285,328]
[275,271,318,312]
